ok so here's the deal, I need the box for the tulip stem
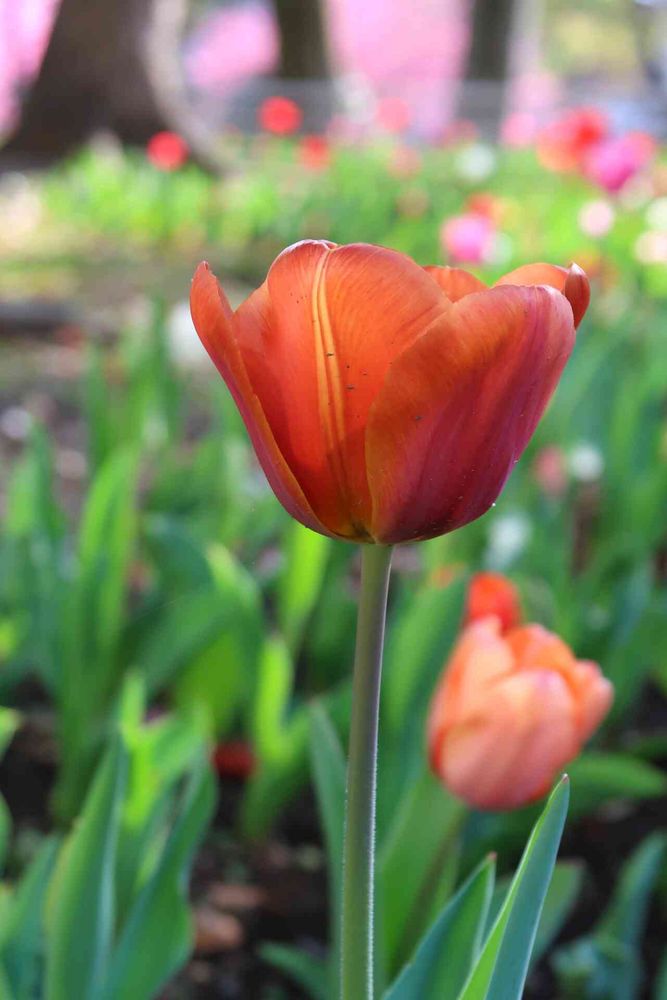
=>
[341,543,394,1000]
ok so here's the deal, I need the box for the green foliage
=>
[554,835,667,999]
[0,677,214,1000]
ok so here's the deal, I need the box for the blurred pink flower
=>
[501,111,538,148]
[533,445,568,498]
[376,96,411,133]
[578,199,615,238]
[441,212,496,265]
[439,119,479,146]
[585,132,656,194]
[0,0,59,128]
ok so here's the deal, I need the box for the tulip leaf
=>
[100,757,215,1000]
[260,944,328,1000]
[379,766,465,976]
[487,861,583,970]
[308,702,346,999]
[567,752,667,817]
[240,637,309,838]
[553,833,666,1000]
[277,522,331,654]
[457,775,570,1000]
[383,855,495,1000]
[45,737,128,1000]
[1,837,60,1000]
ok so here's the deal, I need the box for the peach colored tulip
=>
[465,572,522,634]
[190,243,589,544]
[428,617,613,810]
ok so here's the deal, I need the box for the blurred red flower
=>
[258,96,303,135]
[465,571,522,634]
[146,130,189,170]
[212,740,256,780]
[536,107,609,173]
[299,134,330,170]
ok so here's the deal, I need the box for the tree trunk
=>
[457,0,517,137]
[273,0,331,80]
[1,0,221,171]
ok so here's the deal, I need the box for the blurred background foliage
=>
[2,0,667,997]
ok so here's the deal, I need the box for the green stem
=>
[341,544,394,1000]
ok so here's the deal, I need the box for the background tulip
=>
[190,243,589,545]
[428,617,613,810]
[465,571,522,633]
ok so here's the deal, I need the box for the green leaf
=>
[567,753,667,817]
[655,948,667,1000]
[529,861,582,967]
[458,776,570,1000]
[1,838,60,999]
[45,738,128,1000]
[383,578,466,734]
[55,449,138,820]
[379,768,465,977]
[277,522,330,654]
[101,758,215,1000]
[308,702,346,999]
[554,835,666,1000]
[260,943,328,1000]
[488,862,583,969]
[239,636,310,838]
[383,856,495,1000]
[0,709,19,760]
[596,834,665,950]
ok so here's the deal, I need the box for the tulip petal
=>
[190,263,331,537]
[495,262,590,328]
[367,285,575,544]
[439,670,578,810]
[423,265,487,301]
[565,660,614,739]
[236,240,451,538]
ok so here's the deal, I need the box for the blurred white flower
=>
[578,199,615,238]
[455,143,497,183]
[634,230,667,265]
[167,300,209,368]
[0,406,32,441]
[487,231,513,265]
[645,196,667,231]
[486,512,532,569]
[569,442,604,482]
[0,172,43,250]
[618,176,654,211]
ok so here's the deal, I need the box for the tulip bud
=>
[465,572,522,633]
[428,618,613,810]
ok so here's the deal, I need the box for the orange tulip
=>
[190,243,589,543]
[465,571,522,633]
[427,617,613,810]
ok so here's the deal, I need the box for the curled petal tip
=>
[563,262,590,328]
